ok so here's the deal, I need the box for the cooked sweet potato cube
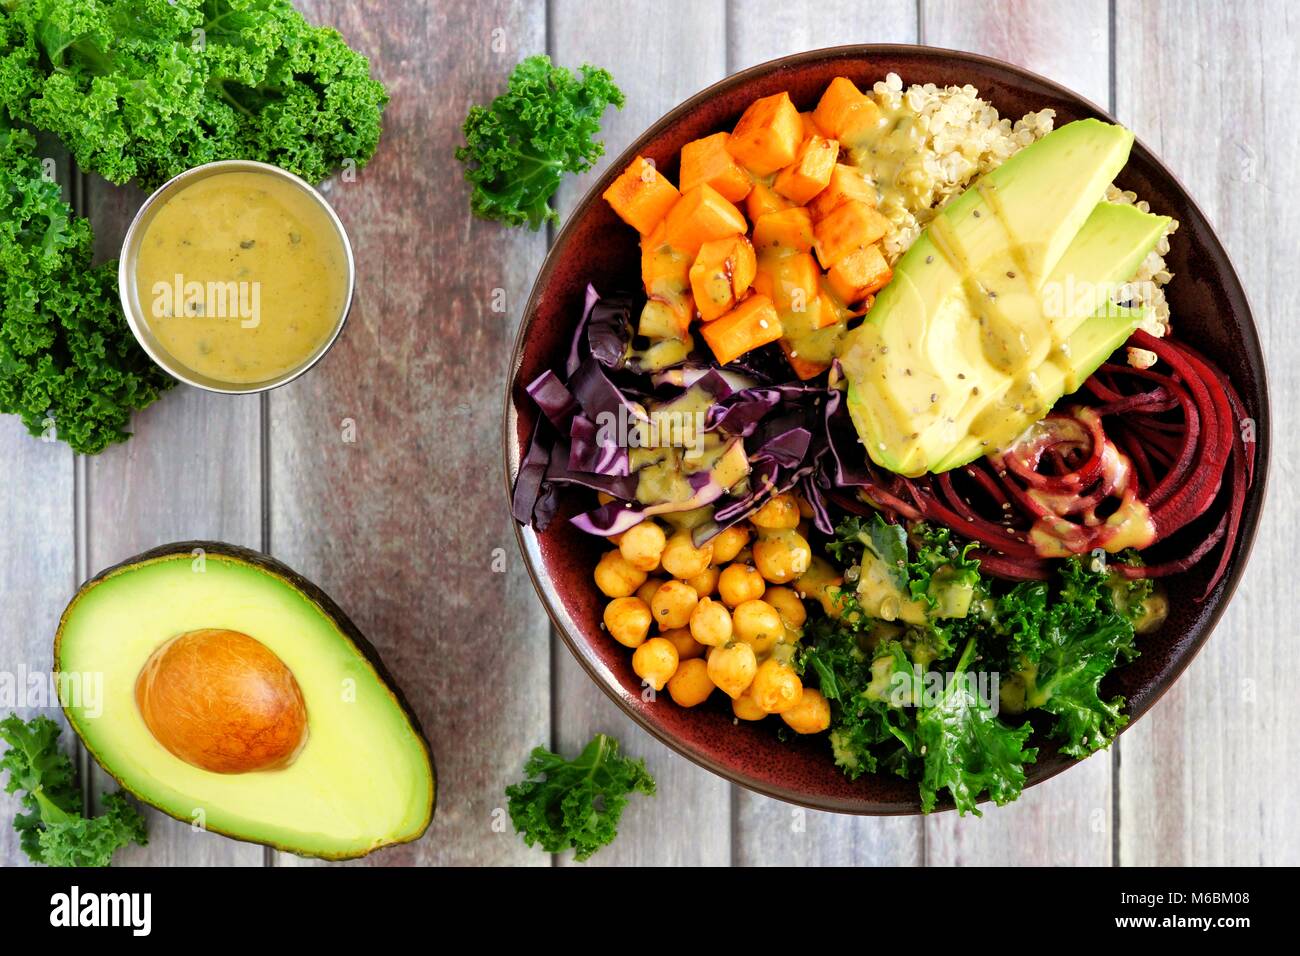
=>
[664,184,748,257]
[774,134,840,204]
[726,92,804,176]
[753,252,819,316]
[753,206,815,254]
[813,77,881,147]
[640,222,689,292]
[603,156,680,235]
[814,199,891,268]
[689,235,758,321]
[809,290,845,330]
[779,339,832,381]
[808,164,876,221]
[745,182,793,223]
[826,243,893,305]
[680,132,753,203]
[699,295,783,365]
[799,111,819,139]
[639,296,693,339]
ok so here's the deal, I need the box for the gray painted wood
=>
[1114,0,1299,866]
[550,0,735,867]
[920,0,1115,867]
[270,0,552,866]
[727,0,925,868]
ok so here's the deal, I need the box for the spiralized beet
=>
[827,332,1255,600]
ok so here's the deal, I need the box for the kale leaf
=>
[1,714,147,866]
[0,0,389,189]
[456,54,624,230]
[505,733,654,862]
[0,119,172,453]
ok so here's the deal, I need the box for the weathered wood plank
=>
[1115,0,1299,866]
[0,420,75,867]
[727,0,926,867]
[920,0,1115,866]
[549,0,735,867]
[269,0,551,865]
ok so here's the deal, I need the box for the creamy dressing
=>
[135,171,348,385]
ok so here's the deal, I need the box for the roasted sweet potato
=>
[826,243,892,306]
[665,184,748,257]
[753,251,819,316]
[700,294,783,365]
[779,339,832,381]
[813,199,891,268]
[603,156,680,235]
[813,76,881,147]
[680,132,753,203]
[745,182,794,223]
[690,235,758,321]
[726,92,803,176]
[752,206,815,254]
[807,163,876,221]
[774,134,840,205]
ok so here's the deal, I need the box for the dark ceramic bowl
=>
[503,45,1270,813]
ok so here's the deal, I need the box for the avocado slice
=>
[54,542,435,860]
[839,120,1170,476]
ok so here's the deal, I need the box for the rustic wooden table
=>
[1,0,1294,867]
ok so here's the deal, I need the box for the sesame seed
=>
[759,319,769,329]
[1006,270,1016,279]
[925,255,934,264]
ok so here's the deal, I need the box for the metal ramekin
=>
[118,160,356,394]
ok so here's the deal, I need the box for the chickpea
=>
[660,626,706,661]
[763,586,808,629]
[709,525,750,564]
[753,532,812,583]
[650,579,698,630]
[619,521,666,572]
[780,687,831,734]
[707,641,757,699]
[667,658,715,707]
[750,493,801,530]
[632,637,679,691]
[717,563,765,607]
[732,693,768,721]
[594,549,647,598]
[660,530,714,579]
[635,577,666,606]
[732,599,784,656]
[685,565,720,597]
[749,658,804,714]
[603,596,652,648]
[689,596,733,647]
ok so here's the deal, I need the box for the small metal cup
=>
[118,160,356,394]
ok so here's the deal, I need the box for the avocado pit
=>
[135,628,308,774]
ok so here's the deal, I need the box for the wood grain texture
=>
[0,419,75,867]
[1114,0,1299,866]
[550,0,735,867]
[269,0,551,866]
[920,0,1114,866]
[77,176,264,866]
[728,0,925,868]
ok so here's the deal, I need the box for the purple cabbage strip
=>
[525,369,578,430]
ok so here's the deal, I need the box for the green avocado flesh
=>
[839,119,1171,476]
[55,549,434,859]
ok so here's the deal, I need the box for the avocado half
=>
[54,542,436,860]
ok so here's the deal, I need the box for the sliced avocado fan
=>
[838,119,1171,477]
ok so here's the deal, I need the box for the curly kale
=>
[505,733,654,862]
[456,54,624,229]
[0,120,172,453]
[0,0,388,189]
[1,714,148,866]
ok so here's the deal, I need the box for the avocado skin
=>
[53,540,437,861]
